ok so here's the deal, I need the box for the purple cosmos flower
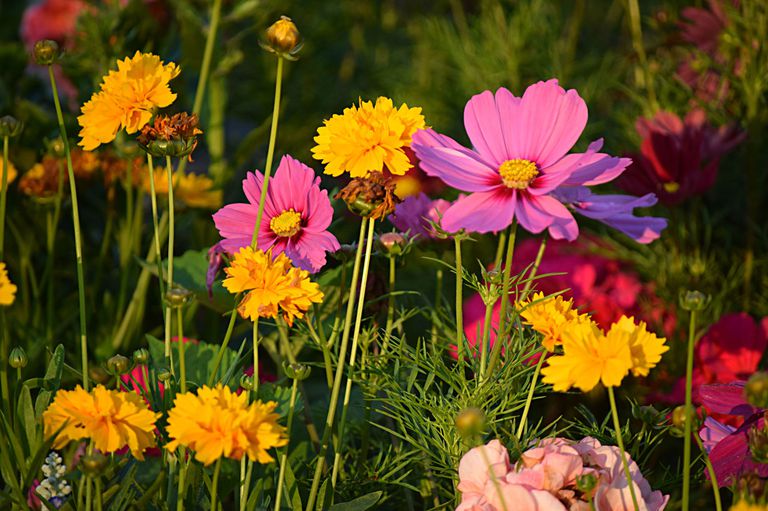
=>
[410,79,666,242]
[389,192,451,239]
[212,155,340,273]
[698,382,768,486]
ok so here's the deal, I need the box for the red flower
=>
[617,109,744,206]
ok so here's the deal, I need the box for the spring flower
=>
[541,320,633,392]
[223,246,323,326]
[517,292,587,351]
[411,80,664,241]
[78,52,180,151]
[0,263,17,306]
[617,110,744,206]
[1,160,18,184]
[389,193,450,239]
[144,169,222,209]
[213,155,339,272]
[312,97,425,177]
[165,384,287,465]
[42,385,160,460]
[609,316,668,377]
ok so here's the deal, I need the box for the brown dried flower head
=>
[335,172,401,219]
[137,112,203,161]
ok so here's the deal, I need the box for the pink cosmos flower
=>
[389,192,451,239]
[411,79,665,242]
[21,0,85,50]
[213,155,339,273]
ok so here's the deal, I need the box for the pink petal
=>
[464,90,511,165]
[213,203,258,240]
[516,193,578,240]
[441,189,516,234]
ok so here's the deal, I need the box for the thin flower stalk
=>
[430,268,443,351]
[209,457,222,511]
[682,309,697,511]
[274,376,299,510]
[694,434,722,511]
[607,386,640,511]
[146,154,167,309]
[0,135,9,412]
[486,222,518,376]
[0,135,9,256]
[477,442,510,511]
[305,218,368,511]
[332,218,377,486]
[164,155,176,374]
[478,298,495,379]
[45,159,65,347]
[455,236,465,366]
[625,0,658,110]
[47,64,89,390]
[520,236,548,299]
[516,350,546,439]
[381,253,396,355]
[177,309,186,393]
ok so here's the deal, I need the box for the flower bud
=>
[679,290,709,312]
[745,372,768,409]
[283,362,311,381]
[749,423,768,464]
[0,116,24,138]
[575,472,598,494]
[157,368,172,383]
[79,452,108,476]
[379,232,406,256]
[133,348,149,365]
[33,40,59,66]
[455,407,485,439]
[166,286,193,309]
[89,366,109,385]
[9,346,27,369]
[671,405,697,435]
[264,16,302,56]
[240,374,254,391]
[106,354,131,376]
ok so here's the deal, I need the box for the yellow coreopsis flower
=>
[609,315,668,377]
[165,384,287,465]
[42,385,160,459]
[223,247,323,325]
[143,169,222,209]
[1,160,18,185]
[541,320,632,393]
[0,263,17,306]
[78,52,180,151]
[517,292,588,351]
[312,97,425,178]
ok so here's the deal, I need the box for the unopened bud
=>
[746,372,768,409]
[576,472,598,494]
[379,232,406,256]
[283,362,311,381]
[671,405,696,434]
[749,423,768,464]
[264,16,302,56]
[455,407,485,438]
[133,348,149,365]
[33,40,59,66]
[0,116,23,138]
[679,290,709,312]
[106,354,131,376]
[157,368,172,383]
[9,346,27,369]
[240,374,254,391]
[80,452,108,476]
[166,286,193,308]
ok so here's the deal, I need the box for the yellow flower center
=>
[663,181,680,193]
[499,159,539,189]
[270,209,302,237]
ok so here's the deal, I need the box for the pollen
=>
[499,159,538,189]
[270,209,302,237]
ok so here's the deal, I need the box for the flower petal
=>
[464,89,511,165]
[441,189,515,234]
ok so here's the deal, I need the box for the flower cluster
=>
[214,155,339,272]
[78,52,179,151]
[42,385,160,459]
[222,246,323,325]
[29,452,71,509]
[165,384,287,465]
[457,438,668,510]
[517,292,589,352]
[312,97,425,177]
[541,316,667,392]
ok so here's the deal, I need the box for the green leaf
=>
[327,491,382,511]
[256,383,302,418]
[279,456,302,511]
[35,344,64,417]
[17,384,39,453]
[316,478,331,511]
[146,335,239,388]
[169,249,235,313]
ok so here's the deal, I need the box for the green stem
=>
[478,443,509,511]
[486,222,517,376]
[209,457,222,511]
[515,349,546,439]
[381,254,396,355]
[332,219,376,487]
[85,476,93,511]
[694,433,722,511]
[520,236,547,299]
[177,308,186,393]
[682,309,697,511]
[46,160,65,349]
[192,0,223,117]
[146,154,167,311]
[0,136,9,256]
[454,237,464,366]
[478,299,495,379]
[239,457,247,511]
[430,268,443,352]
[626,0,657,110]
[48,65,89,390]
[164,156,175,376]
[275,377,299,510]
[0,136,8,412]
[492,229,507,270]
[607,386,640,511]
[95,477,103,511]
[305,218,368,511]
[208,300,239,386]
[252,316,260,394]
[176,459,187,511]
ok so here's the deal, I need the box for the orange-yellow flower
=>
[42,385,159,459]
[312,97,425,178]
[223,247,323,325]
[0,262,17,306]
[517,292,587,351]
[1,160,18,185]
[143,169,222,209]
[165,384,287,465]
[78,52,180,151]
[609,315,668,377]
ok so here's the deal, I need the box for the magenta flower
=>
[212,155,339,273]
[411,80,665,242]
[389,192,450,239]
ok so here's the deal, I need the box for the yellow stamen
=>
[270,209,302,237]
[499,159,538,189]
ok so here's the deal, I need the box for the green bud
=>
[575,472,598,494]
[0,116,23,138]
[106,354,131,376]
[455,407,485,439]
[133,348,150,365]
[166,286,193,309]
[9,346,27,369]
[240,374,254,391]
[746,372,768,410]
[79,452,108,476]
[33,40,59,66]
[283,362,311,381]
[157,368,172,383]
[346,197,376,218]
[749,423,768,464]
[671,405,698,436]
[679,290,709,312]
